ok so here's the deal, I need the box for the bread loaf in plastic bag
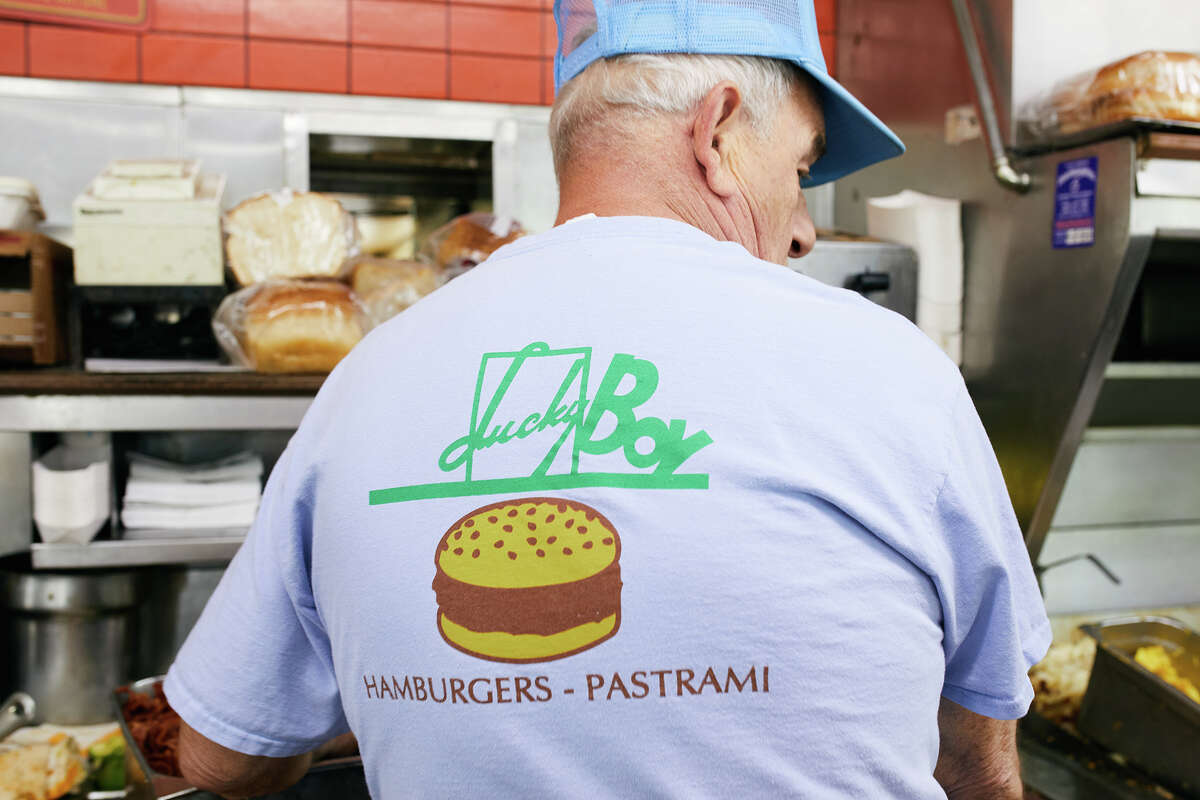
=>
[350,257,444,327]
[419,212,524,279]
[213,280,369,373]
[1021,51,1200,139]
[224,190,360,286]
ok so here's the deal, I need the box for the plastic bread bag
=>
[224,189,361,286]
[212,280,370,373]
[349,257,444,327]
[419,212,525,279]
[1020,51,1200,140]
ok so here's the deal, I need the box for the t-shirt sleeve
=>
[164,443,349,757]
[933,384,1053,720]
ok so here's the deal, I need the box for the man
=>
[167,1,1051,797]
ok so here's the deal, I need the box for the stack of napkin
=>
[120,452,262,536]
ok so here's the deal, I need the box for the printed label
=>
[369,342,713,505]
[1053,156,1098,249]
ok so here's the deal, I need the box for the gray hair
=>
[549,53,805,176]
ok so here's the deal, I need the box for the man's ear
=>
[692,82,744,197]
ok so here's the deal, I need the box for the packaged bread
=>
[420,212,524,278]
[350,257,443,326]
[224,190,360,286]
[213,280,368,373]
[1025,51,1200,138]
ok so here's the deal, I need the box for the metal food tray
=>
[1078,616,1200,797]
[112,676,195,800]
[113,677,369,800]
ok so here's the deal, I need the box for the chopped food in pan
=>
[1134,645,1200,703]
[119,682,183,777]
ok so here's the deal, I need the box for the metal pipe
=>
[949,0,1032,193]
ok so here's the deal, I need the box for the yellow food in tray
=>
[1134,644,1200,703]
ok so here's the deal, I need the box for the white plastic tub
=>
[0,177,45,231]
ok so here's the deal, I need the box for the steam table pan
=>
[1078,616,1200,798]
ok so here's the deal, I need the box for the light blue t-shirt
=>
[166,215,1051,798]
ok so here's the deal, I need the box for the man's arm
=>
[934,696,1023,800]
[178,720,313,799]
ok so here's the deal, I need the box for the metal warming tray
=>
[1078,617,1200,796]
[113,676,369,800]
[113,676,193,800]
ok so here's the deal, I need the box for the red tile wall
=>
[0,0,839,105]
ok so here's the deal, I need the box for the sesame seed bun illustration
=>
[432,497,622,663]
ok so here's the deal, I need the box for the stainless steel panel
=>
[0,433,31,557]
[135,565,225,676]
[1051,428,1200,529]
[1040,524,1200,614]
[0,94,181,227]
[493,118,558,233]
[0,395,311,432]
[181,106,288,209]
[790,240,918,321]
[964,139,1146,563]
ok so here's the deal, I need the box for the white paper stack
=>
[120,452,263,537]
[866,190,964,364]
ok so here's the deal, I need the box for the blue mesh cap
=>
[553,0,904,186]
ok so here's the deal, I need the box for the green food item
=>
[88,731,126,791]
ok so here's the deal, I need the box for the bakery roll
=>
[1053,51,1200,134]
[224,190,360,286]
[420,212,524,277]
[350,257,443,326]
[432,497,622,663]
[213,281,368,373]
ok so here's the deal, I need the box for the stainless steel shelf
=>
[0,395,311,432]
[1092,364,1200,427]
[1105,363,1200,379]
[31,536,244,568]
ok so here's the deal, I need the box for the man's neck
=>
[553,150,756,257]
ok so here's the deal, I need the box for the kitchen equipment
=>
[1077,616,1200,796]
[0,692,36,741]
[0,178,45,230]
[113,676,191,799]
[73,166,225,286]
[70,285,226,365]
[830,0,1200,595]
[789,238,918,322]
[114,676,369,800]
[33,433,113,545]
[1,560,144,724]
[0,230,72,365]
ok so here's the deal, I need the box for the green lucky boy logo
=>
[368,342,713,505]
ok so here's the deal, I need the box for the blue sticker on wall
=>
[1053,156,1098,248]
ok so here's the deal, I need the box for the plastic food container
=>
[1078,616,1200,796]
[0,177,45,230]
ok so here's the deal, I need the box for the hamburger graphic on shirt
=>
[432,497,622,663]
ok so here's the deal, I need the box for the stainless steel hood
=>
[831,0,1200,568]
